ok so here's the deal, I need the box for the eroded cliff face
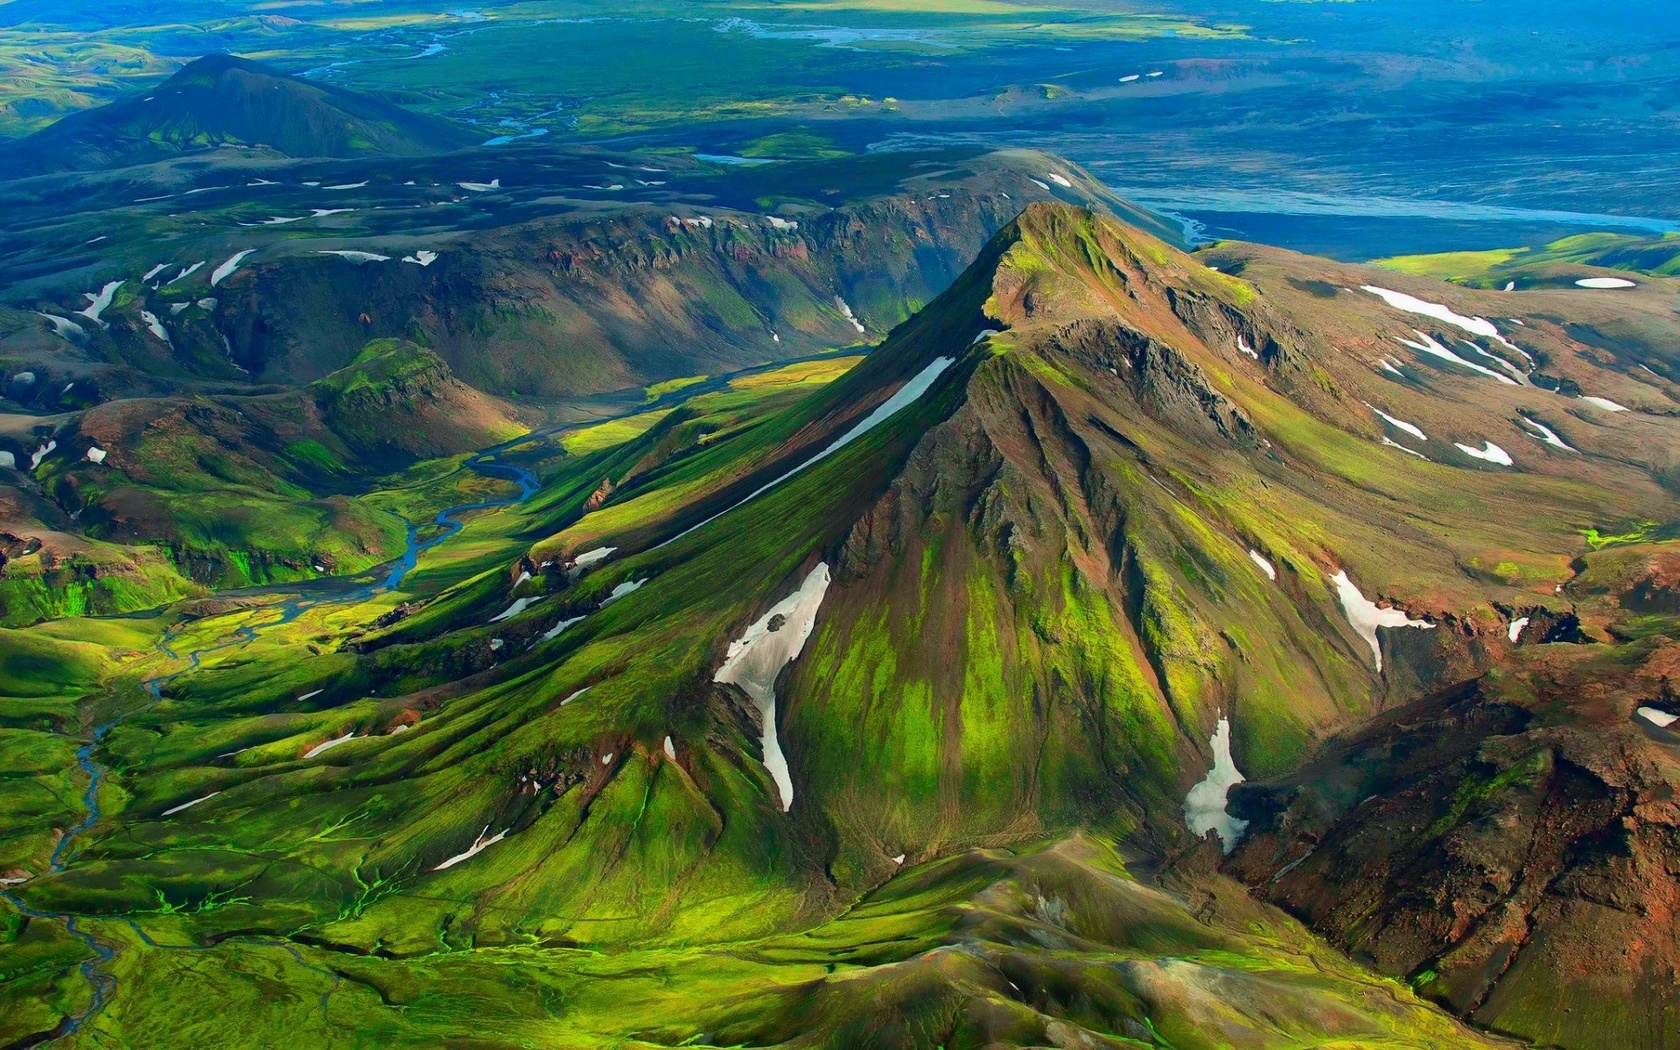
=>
[1226,636,1680,1050]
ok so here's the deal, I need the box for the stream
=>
[3,441,540,1042]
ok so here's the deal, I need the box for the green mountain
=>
[3,202,1679,1048]
[0,54,476,177]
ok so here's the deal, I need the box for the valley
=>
[3,5,1679,1049]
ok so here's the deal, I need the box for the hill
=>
[0,54,476,177]
[4,202,1679,1047]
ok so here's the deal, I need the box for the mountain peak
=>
[0,51,475,177]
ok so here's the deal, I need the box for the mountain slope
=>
[0,54,475,177]
[5,202,1679,1047]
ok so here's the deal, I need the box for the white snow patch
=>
[663,735,677,760]
[1366,403,1427,441]
[835,295,866,335]
[1183,716,1247,853]
[303,732,357,759]
[490,638,504,651]
[766,216,798,230]
[210,250,256,286]
[1395,330,1517,385]
[515,571,532,586]
[662,357,955,547]
[1503,281,1516,291]
[714,563,830,812]
[972,329,1000,345]
[1147,70,1164,77]
[195,298,217,312]
[432,826,506,871]
[1248,550,1276,580]
[162,792,220,816]
[85,446,106,465]
[1455,440,1514,466]
[1331,570,1435,672]
[1519,416,1575,452]
[0,452,13,470]
[601,578,646,606]
[140,310,170,344]
[1575,277,1636,289]
[1236,335,1259,360]
[29,440,56,470]
[1119,74,1140,83]
[489,595,541,623]
[1637,706,1678,728]
[325,181,368,190]
[571,546,616,574]
[892,853,906,865]
[311,208,354,218]
[316,250,391,263]
[389,723,411,735]
[142,262,169,281]
[402,250,439,266]
[298,690,324,702]
[1029,178,1051,190]
[166,262,206,285]
[1578,395,1629,412]
[1382,436,1428,458]
[38,313,85,339]
[561,687,589,705]
[1362,286,1518,350]
[1378,358,1405,378]
[459,179,501,192]
[169,303,190,315]
[542,616,586,642]
[78,281,122,325]
[601,752,615,765]
[1508,617,1529,643]
[1044,172,1074,188]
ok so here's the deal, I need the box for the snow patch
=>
[402,250,438,266]
[1029,178,1050,190]
[1508,617,1529,643]
[316,250,391,263]
[1395,330,1517,385]
[166,262,206,285]
[1575,277,1636,289]
[601,578,646,606]
[0,451,13,469]
[1519,416,1575,452]
[30,440,56,470]
[432,826,506,871]
[78,281,122,326]
[490,596,541,623]
[210,250,256,287]
[1237,335,1259,360]
[1331,570,1435,672]
[714,564,831,811]
[140,310,170,344]
[85,446,106,465]
[561,687,589,705]
[834,295,866,335]
[1183,717,1247,853]
[543,616,586,642]
[1044,172,1074,188]
[1455,440,1513,466]
[1362,286,1518,351]
[303,732,357,759]
[162,792,220,817]
[325,181,367,190]
[298,690,323,702]
[142,263,169,281]
[1382,436,1428,458]
[1637,706,1678,728]
[571,546,616,575]
[1366,403,1427,441]
[38,313,85,339]
[662,357,954,547]
[1577,395,1629,412]
[459,179,501,192]
[1248,550,1276,580]
[663,736,676,760]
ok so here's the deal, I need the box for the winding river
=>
[3,441,540,1042]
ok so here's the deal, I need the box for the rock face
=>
[1226,641,1680,1050]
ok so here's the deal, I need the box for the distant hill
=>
[0,54,476,177]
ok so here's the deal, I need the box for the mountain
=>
[0,147,1163,403]
[3,201,1678,1047]
[1,340,522,618]
[0,54,476,177]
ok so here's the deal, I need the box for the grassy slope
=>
[5,204,1679,1047]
